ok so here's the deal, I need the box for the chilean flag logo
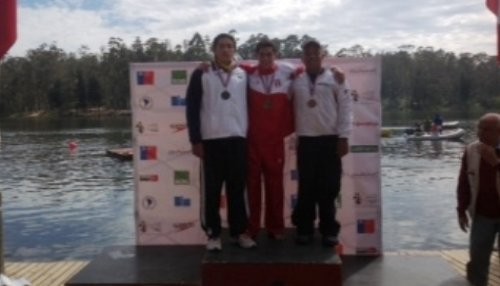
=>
[486,0,500,64]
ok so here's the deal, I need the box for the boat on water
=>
[381,121,461,138]
[406,128,465,141]
[106,148,133,160]
[442,120,459,129]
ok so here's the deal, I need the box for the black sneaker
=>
[295,234,313,245]
[322,235,338,247]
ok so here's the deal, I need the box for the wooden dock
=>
[3,249,500,286]
[5,260,88,286]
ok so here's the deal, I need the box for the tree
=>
[183,32,210,61]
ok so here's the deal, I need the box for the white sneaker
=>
[206,237,222,251]
[237,234,257,248]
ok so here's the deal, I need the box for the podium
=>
[202,237,341,286]
[65,234,341,286]
[65,242,471,286]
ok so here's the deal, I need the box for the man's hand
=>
[458,213,469,233]
[479,143,499,166]
[192,143,204,158]
[331,67,345,84]
[197,61,211,72]
[337,138,349,157]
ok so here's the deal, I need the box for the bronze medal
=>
[216,65,233,101]
[307,99,317,108]
[307,73,319,108]
[221,90,231,100]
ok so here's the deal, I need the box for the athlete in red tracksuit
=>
[245,40,296,239]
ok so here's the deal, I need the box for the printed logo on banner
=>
[353,192,379,207]
[290,169,298,180]
[174,170,190,185]
[135,122,159,134]
[364,194,379,206]
[170,123,187,133]
[139,174,159,182]
[138,95,154,110]
[353,192,362,205]
[350,89,359,102]
[138,221,162,234]
[171,70,188,85]
[136,122,144,134]
[174,196,191,207]
[357,219,376,234]
[138,221,147,233]
[168,150,191,155]
[173,221,195,232]
[142,196,157,210]
[148,222,162,233]
[137,71,155,85]
[171,96,186,107]
[350,145,379,153]
[356,247,379,255]
[140,146,157,160]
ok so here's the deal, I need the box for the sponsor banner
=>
[136,218,205,245]
[131,58,382,254]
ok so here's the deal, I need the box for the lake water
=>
[0,117,476,261]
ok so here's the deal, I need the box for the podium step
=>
[202,235,342,286]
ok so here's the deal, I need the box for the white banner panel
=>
[131,57,382,255]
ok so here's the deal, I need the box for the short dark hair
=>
[212,33,237,51]
[302,39,321,50]
[255,39,277,53]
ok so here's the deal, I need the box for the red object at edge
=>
[486,0,500,64]
[0,0,17,59]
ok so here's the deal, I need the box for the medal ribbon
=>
[307,75,316,99]
[259,73,275,95]
[216,67,233,90]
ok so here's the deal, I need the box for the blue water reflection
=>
[0,119,134,261]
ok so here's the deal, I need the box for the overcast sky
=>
[8,0,498,57]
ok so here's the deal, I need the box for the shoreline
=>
[3,108,131,119]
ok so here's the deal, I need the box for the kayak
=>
[406,128,465,141]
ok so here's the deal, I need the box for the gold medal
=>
[307,99,317,108]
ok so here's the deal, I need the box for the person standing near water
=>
[186,33,256,251]
[291,40,352,247]
[456,113,500,286]
[245,39,295,240]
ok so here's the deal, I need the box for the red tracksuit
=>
[245,63,295,237]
